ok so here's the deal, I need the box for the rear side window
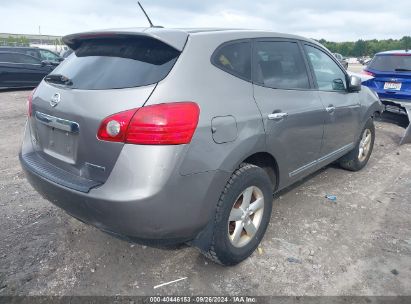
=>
[23,49,40,59]
[0,53,13,62]
[47,37,180,90]
[368,54,411,72]
[212,41,251,81]
[253,41,310,90]
[0,53,40,64]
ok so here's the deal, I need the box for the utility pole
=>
[39,25,42,45]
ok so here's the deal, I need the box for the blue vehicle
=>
[362,50,411,112]
[361,50,411,144]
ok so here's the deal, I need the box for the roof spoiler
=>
[62,28,188,52]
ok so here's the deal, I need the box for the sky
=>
[2,0,411,42]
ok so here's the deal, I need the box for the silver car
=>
[19,28,382,265]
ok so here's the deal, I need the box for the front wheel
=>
[339,118,375,171]
[201,163,273,266]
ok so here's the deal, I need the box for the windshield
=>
[368,54,411,72]
[47,37,180,90]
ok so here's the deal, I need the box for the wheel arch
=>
[240,151,280,192]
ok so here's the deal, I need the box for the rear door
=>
[0,53,49,87]
[13,53,52,85]
[303,44,361,157]
[0,53,19,88]
[252,39,326,183]
[30,35,182,183]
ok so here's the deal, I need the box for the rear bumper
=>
[380,98,411,115]
[19,126,230,244]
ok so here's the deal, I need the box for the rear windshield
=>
[47,37,180,89]
[368,54,411,72]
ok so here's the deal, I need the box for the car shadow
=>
[0,87,34,93]
[274,166,328,200]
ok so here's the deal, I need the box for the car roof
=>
[63,27,322,52]
[128,27,316,41]
[376,50,411,55]
[0,51,26,54]
[0,46,38,49]
[0,50,42,59]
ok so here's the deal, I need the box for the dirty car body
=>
[19,28,383,264]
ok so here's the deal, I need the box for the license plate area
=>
[34,111,79,164]
[384,82,402,91]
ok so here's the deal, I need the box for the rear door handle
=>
[326,105,335,113]
[268,112,288,121]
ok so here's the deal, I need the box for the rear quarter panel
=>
[145,33,268,176]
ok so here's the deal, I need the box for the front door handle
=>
[326,105,335,113]
[268,112,288,121]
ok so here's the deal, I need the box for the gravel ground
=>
[0,89,410,296]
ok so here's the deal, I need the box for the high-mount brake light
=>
[97,102,200,145]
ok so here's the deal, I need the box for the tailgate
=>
[27,32,183,185]
[30,83,156,183]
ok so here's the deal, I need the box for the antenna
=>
[138,1,155,28]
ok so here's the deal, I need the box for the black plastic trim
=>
[20,152,102,193]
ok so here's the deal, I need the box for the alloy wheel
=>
[227,186,264,248]
[358,128,372,162]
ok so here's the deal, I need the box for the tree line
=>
[0,36,30,46]
[2,34,410,57]
[319,36,411,57]
[0,35,63,47]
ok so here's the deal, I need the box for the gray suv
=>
[19,28,382,265]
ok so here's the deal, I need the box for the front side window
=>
[253,41,310,90]
[24,49,40,59]
[305,45,347,91]
[212,41,251,81]
[39,50,60,61]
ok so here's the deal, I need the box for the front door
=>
[303,44,361,157]
[252,39,326,187]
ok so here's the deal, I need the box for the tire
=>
[339,118,375,171]
[201,163,273,266]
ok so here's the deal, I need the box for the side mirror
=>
[348,75,362,92]
[332,78,346,91]
[41,60,59,67]
[57,57,64,62]
[41,60,51,66]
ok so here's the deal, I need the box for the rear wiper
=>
[44,74,73,86]
[395,68,411,72]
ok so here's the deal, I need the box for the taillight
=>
[362,70,375,77]
[97,102,200,145]
[27,88,37,117]
[97,108,137,142]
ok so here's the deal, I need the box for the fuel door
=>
[211,115,238,144]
